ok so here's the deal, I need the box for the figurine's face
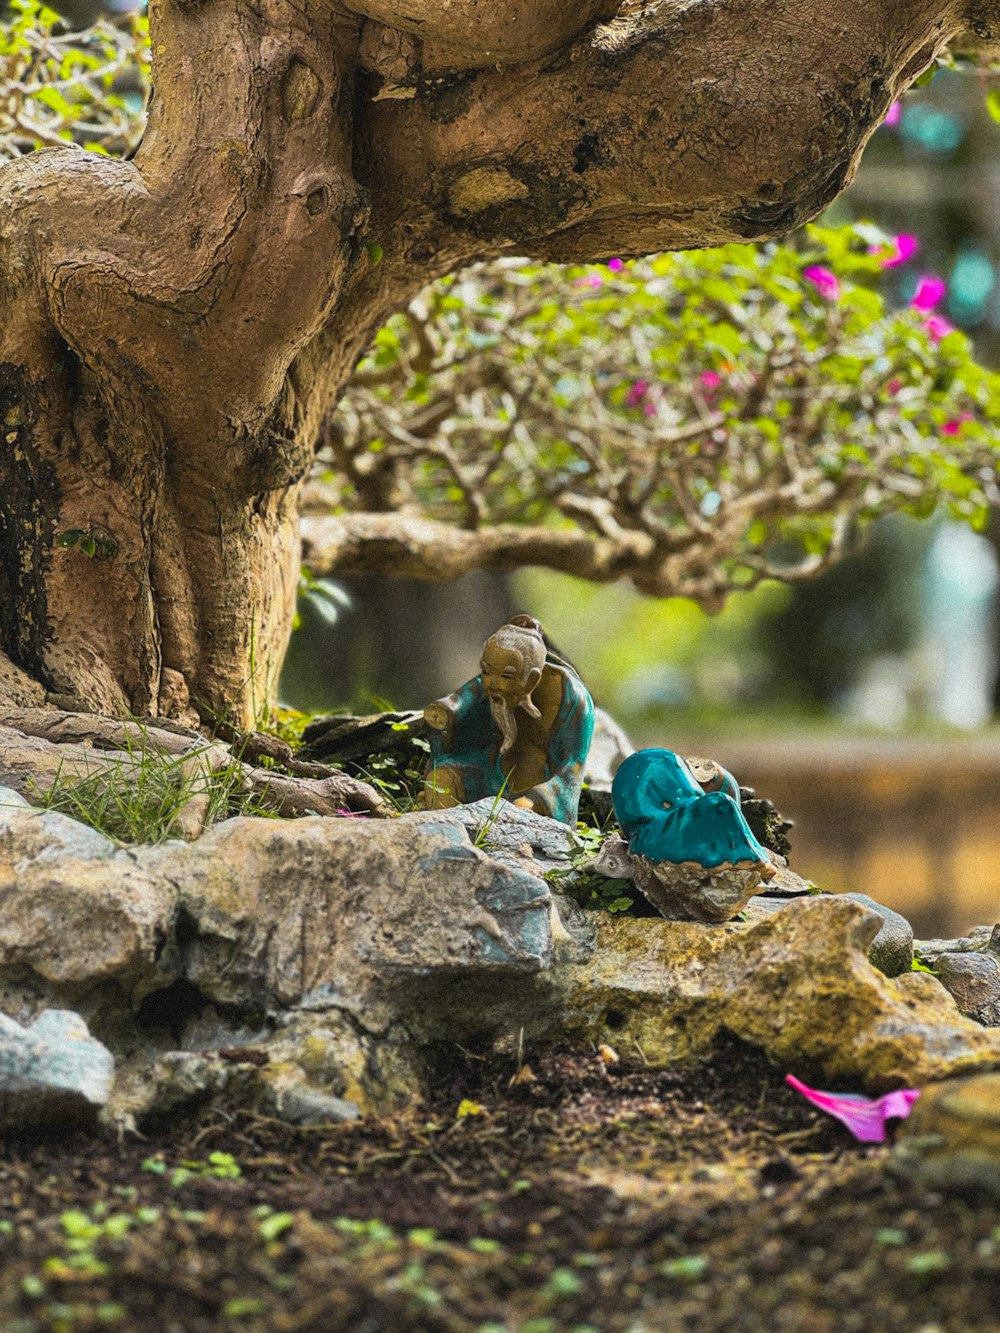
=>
[480,643,532,707]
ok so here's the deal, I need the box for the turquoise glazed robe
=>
[425,663,594,826]
[612,748,771,869]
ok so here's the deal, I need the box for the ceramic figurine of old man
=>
[421,615,594,825]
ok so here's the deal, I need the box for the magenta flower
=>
[607,258,624,273]
[699,370,722,390]
[885,377,904,397]
[941,412,974,436]
[911,275,946,311]
[786,1074,920,1143]
[875,233,919,268]
[803,265,840,300]
[884,101,902,127]
[925,313,955,342]
[625,379,651,408]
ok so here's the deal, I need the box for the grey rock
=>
[843,894,913,978]
[933,952,1000,1026]
[262,1085,360,1126]
[915,923,999,964]
[0,791,177,997]
[404,799,576,879]
[0,1009,114,1129]
[585,707,634,787]
[141,814,555,1019]
[893,1073,1000,1201]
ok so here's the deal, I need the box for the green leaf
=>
[987,89,1000,122]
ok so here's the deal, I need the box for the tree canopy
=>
[2,0,1000,725]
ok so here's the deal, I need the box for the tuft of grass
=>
[34,721,276,846]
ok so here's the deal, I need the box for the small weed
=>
[473,771,513,849]
[905,1251,951,1276]
[545,818,643,916]
[353,749,428,813]
[874,1228,908,1246]
[657,1254,710,1282]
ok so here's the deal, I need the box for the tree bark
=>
[1,0,994,724]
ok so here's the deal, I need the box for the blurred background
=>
[282,68,1000,939]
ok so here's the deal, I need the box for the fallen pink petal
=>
[786,1074,921,1143]
[884,100,902,126]
[803,265,840,300]
[885,377,904,396]
[911,275,946,311]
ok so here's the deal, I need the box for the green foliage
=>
[332,224,1000,603]
[352,746,430,813]
[0,0,149,159]
[546,819,642,917]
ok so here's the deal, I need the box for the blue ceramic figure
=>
[422,616,594,826]
[612,748,772,873]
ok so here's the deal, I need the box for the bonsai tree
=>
[2,0,999,738]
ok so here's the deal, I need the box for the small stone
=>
[843,893,913,978]
[933,953,1000,1027]
[263,1084,360,1126]
[893,1073,1000,1200]
[0,1009,114,1131]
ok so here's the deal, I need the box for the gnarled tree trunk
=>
[1,0,994,726]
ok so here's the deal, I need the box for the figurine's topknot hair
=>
[508,613,544,639]
[487,616,546,670]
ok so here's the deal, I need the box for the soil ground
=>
[0,1038,997,1333]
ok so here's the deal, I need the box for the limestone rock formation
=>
[557,897,1000,1091]
[1,786,998,1133]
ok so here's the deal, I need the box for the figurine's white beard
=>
[490,692,540,756]
[490,697,518,756]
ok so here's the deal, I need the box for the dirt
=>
[0,1038,997,1333]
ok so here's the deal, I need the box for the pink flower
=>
[699,370,722,390]
[873,233,919,268]
[786,1074,920,1143]
[607,258,624,273]
[624,379,651,408]
[911,275,946,311]
[335,807,368,818]
[803,265,841,300]
[925,314,955,342]
[574,273,604,289]
[885,377,904,396]
[941,412,974,436]
[884,101,902,127]
[642,399,657,417]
